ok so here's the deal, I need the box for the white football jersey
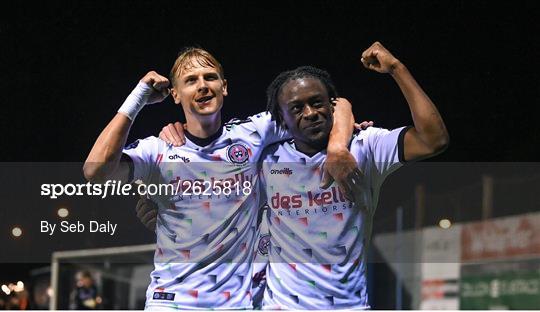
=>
[260,126,408,310]
[123,112,287,310]
[252,205,270,309]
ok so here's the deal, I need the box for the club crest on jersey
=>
[226,143,250,164]
[258,233,270,256]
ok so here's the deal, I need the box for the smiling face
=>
[278,77,334,155]
[170,59,228,118]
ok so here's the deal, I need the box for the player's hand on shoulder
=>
[354,120,374,130]
[140,71,171,104]
[159,122,186,147]
[361,42,402,74]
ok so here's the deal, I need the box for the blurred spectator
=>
[69,271,101,310]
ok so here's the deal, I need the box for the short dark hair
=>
[266,66,338,126]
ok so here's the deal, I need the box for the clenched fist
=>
[361,42,402,74]
[140,71,171,104]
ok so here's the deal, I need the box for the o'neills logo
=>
[270,168,293,175]
[168,154,190,162]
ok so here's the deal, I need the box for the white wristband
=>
[118,81,153,121]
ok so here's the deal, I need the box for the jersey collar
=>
[184,126,224,148]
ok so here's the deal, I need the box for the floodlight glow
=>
[11,227,22,237]
[439,218,451,229]
[14,281,24,292]
[58,208,69,218]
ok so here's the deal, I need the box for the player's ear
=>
[221,79,228,97]
[171,87,181,105]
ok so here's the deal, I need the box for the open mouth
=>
[195,95,214,105]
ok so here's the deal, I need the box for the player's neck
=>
[295,141,325,157]
[185,114,222,139]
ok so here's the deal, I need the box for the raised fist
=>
[140,71,171,104]
[360,42,402,74]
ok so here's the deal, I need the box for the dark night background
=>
[1,0,539,308]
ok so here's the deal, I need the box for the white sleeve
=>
[239,112,291,147]
[121,136,162,183]
[363,126,410,184]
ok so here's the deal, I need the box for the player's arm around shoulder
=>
[321,97,365,201]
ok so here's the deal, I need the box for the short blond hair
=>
[170,47,224,85]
